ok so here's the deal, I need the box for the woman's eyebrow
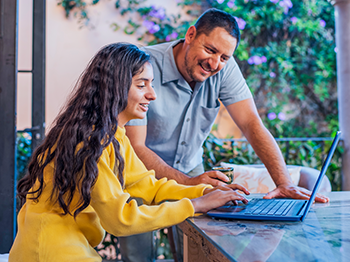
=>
[135,77,154,81]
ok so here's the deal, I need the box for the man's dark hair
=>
[194,8,241,49]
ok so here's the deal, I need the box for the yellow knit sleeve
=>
[126,175,210,205]
[119,132,210,204]
[90,145,197,237]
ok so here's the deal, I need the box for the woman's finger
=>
[227,183,250,195]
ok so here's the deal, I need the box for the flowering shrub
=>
[221,0,337,138]
[58,0,337,138]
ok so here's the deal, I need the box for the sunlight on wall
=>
[17,0,240,138]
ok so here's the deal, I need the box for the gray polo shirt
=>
[127,40,252,174]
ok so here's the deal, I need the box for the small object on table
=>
[212,167,234,184]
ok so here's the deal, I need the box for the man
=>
[126,8,328,202]
[122,8,329,262]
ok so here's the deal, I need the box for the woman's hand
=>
[203,183,250,195]
[191,184,250,213]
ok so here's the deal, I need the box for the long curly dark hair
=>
[17,43,150,217]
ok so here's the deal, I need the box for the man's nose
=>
[208,55,220,71]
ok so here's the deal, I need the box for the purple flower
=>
[165,31,178,41]
[291,17,298,24]
[149,24,160,34]
[334,47,338,53]
[149,6,166,20]
[269,72,276,78]
[267,112,277,120]
[216,0,225,4]
[170,31,178,39]
[234,17,246,30]
[247,57,254,65]
[320,19,326,28]
[279,0,293,14]
[248,56,260,65]
[270,0,279,3]
[143,20,160,34]
[284,0,293,8]
[156,8,166,20]
[227,0,235,8]
[253,56,262,64]
[248,55,267,65]
[143,20,155,30]
[278,112,286,121]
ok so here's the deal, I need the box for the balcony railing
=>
[203,135,343,191]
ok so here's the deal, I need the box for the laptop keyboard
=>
[219,199,297,216]
[244,199,296,216]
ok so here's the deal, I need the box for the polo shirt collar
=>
[162,39,184,84]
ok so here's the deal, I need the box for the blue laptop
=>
[207,131,341,222]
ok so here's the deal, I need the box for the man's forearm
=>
[244,123,292,186]
[132,144,191,184]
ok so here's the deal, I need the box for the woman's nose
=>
[146,86,157,101]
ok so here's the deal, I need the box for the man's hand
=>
[184,170,232,187]
[263,183,329,203]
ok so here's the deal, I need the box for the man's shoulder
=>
[141,42,172,58]
[214,56,240,80]
[224,56,238,70]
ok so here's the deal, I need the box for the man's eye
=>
[138,85,145,88]
[206,47,214,53]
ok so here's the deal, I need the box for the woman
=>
[9,43,249,262]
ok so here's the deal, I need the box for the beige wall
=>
[17,0,240,138]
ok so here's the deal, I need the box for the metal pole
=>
[32,0,46,151]
[332,0,350,190]
[0,0,18,253]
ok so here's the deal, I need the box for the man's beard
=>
[184,50,213,83]
[184,50,204,83]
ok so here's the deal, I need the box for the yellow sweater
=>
[9,127,209,262]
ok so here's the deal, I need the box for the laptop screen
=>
[301,131,341,221]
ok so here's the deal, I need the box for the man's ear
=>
[184,26,197,44]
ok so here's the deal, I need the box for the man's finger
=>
[264,185,330,203]
[314,194,329,203]
[208,177,226,187]
[263,189,279,199]
[209,171,229,182]
[296,188,329,203]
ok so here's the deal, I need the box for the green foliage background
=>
[16,133,32,181]
[57,0,337,138]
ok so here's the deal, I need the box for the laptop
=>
[207,131,341,222]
